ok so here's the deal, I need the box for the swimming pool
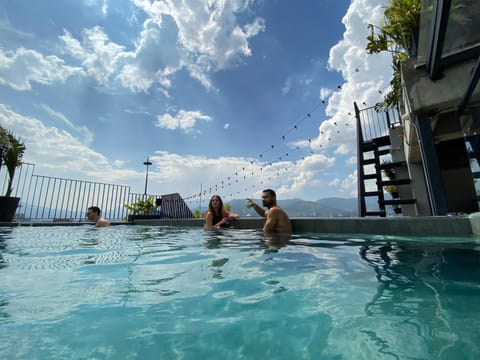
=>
[0,225,479,359]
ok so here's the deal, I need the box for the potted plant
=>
[0,126,26,222]
[384,185,399,199]
[124,195,158,221]
[382,163,401,214]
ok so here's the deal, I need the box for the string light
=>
[183,63,390,204]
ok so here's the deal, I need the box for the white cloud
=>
[145,150,337,201]
[311,0,391,157]
[346,155,357,165]
[60,27,128,85]
[116,17,182,93]
[329,170,357,197]
[0,104,107,177]
[117,64,155,93]
[57,1,264,94]
[162,2,264,69]
[0,18,35,40]
[38,104,94,144]
[329,178,341,187]
[320,87,333,100]
[83,0,109,16]
[131,0,265,89]
[276,154,336,198]
[184,62,214,90]
[0,103,148,187]
[113,160,126,167]
[0,48,83,91]
[0,102,339,201]
[282,77,292,95]
[224,123,230,129]
[156,110,212,133]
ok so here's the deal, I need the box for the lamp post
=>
[143,157,152,195]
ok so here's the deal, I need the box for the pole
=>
[199,183,202,213]
[143,157,152,195]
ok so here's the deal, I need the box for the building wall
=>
[442,167,478,213]
[400,56,480,215]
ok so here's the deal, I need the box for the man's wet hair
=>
[88,206,101,215]
[262,189,276,198]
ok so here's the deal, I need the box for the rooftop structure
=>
[357,0,480,217]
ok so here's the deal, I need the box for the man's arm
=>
[247,198,266,217]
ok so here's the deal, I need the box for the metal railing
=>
[0,163,162,222]
[355,104,401,143]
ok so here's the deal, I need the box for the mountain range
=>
[223,197,360,217]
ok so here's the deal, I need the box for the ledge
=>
[130,215,477,237]
[2,215,477,238]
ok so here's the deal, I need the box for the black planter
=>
[0,196,20,222]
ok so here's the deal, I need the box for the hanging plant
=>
[366,0,421,110]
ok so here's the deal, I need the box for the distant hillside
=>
[281,199,355,217]
[194,196,388,218]
[225,198,356,217]
[316,197,358,213]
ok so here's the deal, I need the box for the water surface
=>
[0,225,479,359]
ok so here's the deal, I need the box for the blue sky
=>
[0,0,392,207]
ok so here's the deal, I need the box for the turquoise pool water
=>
[0,225,479,359]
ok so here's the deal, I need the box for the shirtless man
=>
[247,189,292,233]
[87,206,110,227]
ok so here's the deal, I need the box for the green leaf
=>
[124,195,157,217]
[365,0,421,110]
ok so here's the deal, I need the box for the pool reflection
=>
[359,241,480,357]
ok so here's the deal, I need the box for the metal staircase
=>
[355,103,416,217]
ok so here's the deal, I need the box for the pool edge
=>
[2,214,480,237]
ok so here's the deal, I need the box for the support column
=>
[416,113,448,215]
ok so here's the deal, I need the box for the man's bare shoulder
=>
[96,218,110,227]
[268,206,288,215]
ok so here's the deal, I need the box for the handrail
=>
[356,105,401,142]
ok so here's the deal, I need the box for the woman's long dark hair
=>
[208,195,223,217]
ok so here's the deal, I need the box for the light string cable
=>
[182,101,325,206]
[184,99,330,206]
[183,63,390,206]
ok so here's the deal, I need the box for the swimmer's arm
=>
[204,212,228,229]
[204,212,214,229]
[247,198,266,217]
[227,211,240,220]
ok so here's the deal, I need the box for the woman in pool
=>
[204,195,239,229]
